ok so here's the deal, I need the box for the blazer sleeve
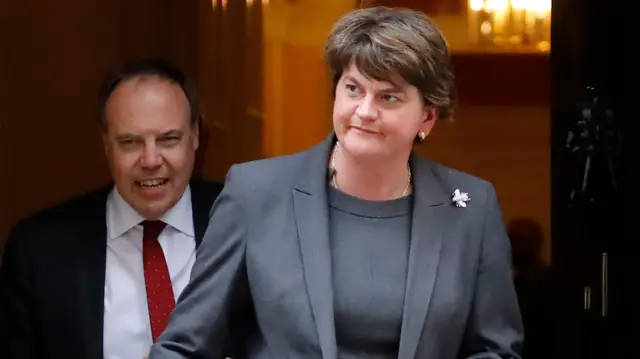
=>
[0,224,37,359]
[150,165,251,359]
[458,185,524,359]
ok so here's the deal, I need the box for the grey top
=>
[328,186,412,359]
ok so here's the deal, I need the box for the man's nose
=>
[140,142,162,168]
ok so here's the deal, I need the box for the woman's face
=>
[332,63,436,161]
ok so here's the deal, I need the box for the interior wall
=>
[261,0,354,157]
[0,0,122,247]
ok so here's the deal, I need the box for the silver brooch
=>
[451,189,470,208]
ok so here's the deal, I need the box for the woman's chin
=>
[341,137,385,159]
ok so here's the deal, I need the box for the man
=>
[0,58,223,359]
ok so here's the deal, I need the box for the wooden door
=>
[196,0,264,181]
[0,0,122,247]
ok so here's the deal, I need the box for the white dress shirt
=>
[103,186,196,359]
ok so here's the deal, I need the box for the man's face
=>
[102,75,198,220]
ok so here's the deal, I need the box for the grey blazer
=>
[150,134,523,359]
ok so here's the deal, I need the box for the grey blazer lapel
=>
[292,135,338,359]
[398,155,451,359]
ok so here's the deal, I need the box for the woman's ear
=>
[420,106,438,136]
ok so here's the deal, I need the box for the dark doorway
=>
[551,0,627,357]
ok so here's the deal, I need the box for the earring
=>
[418,132,426,143]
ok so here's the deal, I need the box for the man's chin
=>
[127,195,173,220]
[136,204,170,221]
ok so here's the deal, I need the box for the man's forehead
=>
[110,75,179,98]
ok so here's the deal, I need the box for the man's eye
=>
[159,137,180,145]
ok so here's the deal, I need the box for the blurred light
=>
[468,0,551,52]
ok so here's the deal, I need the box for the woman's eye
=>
[383,94,399,103]
[345,84,359,94]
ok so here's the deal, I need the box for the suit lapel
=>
[74,188,110,359]
[397,155,451,359]
[293,135,338,359]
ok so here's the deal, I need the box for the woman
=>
[150,6,523,359]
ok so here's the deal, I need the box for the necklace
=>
[329,142,412,197]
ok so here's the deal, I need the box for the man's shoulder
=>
[3,186,110,259]
[10,186,110,237]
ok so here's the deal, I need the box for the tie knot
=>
[142,220,166,241]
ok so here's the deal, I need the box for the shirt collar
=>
[106,185,194,241]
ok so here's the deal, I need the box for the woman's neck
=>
[331,143,411,201]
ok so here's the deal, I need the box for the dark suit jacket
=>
[150,135,523,359]
[0,180,223,359]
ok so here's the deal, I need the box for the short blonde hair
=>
[324,6,456,121]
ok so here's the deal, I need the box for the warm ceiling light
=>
[468,0,550,52]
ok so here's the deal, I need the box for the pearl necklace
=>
[329,142,412,197]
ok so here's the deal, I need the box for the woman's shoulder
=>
[233,151,304,176]
[223,151,307,194]
[414,156,498,204]
[225,138,331,192]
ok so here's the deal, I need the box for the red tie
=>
[142,220,175,343]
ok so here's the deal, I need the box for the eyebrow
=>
[343,75,403,93]
[115,133,141,142]
[114,129,183,141]
[343,75,364,89]
[158,129,183,138]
